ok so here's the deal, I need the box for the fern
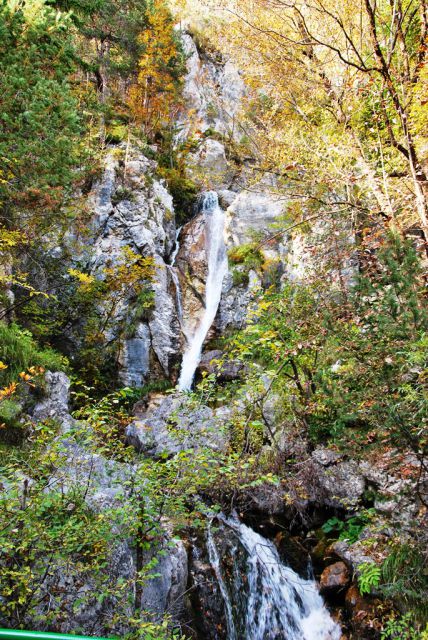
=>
[358,562,381,594]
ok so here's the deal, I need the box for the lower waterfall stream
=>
[178,191,227,391]
[206,515,342,640]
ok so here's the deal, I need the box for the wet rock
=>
[345,585,382,638]
[176,212,207,340]
[125,394,229,457]
[320,562,350,594]
[189,555,227,640]
[218,189,238,209]
[345,584,363,610]
[245,484,287,516]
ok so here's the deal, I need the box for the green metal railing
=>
[0,631,112,640]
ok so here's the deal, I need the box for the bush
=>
[0,322,67,387]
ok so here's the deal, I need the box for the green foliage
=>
[111,185,137,205]
[0,417,187,633]
[63,0,150,84]
[18,246,154,393]
[228,243,263,267]
[358,562,382,595]
[72,385,141,458]
[227,233,428,458]
[381,544,428,623]
[158,167,198,225]
[322,510,374,543]
[229,243,264,286]
[0,322,67,386]
[0,0,84,214]
[381,614,427,640]
[154,128,198,224]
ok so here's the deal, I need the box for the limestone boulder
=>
[310,449,366,509]
[31,371,76,433]
[125,393,229,457]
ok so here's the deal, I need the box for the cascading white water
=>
[170,226,183,266]
[167,226,184,322]
[207,515,342,640]
[178,191,227,391]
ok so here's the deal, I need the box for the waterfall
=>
[207,515,342,640]
[178,191,227,391]
[168,226,183,322]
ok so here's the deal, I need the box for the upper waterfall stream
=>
[207,515,342,640]
[168,226,183,322]
[178,191,227,391]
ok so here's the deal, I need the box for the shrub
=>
[0,322,67,387]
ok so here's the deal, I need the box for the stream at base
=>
[207,515,342,640]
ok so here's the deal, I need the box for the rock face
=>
[80,145,181,385]
[197,349,245,381]
[178,32,245,141]
[331,540,374,573]
[31,371,76,432]
[316,460,366,509]
[309,448,366,509]
[125,393,229,457]
[218,269,261,332]
[188,552,227,640]
[225,180,285,246]
[188,138,228,183]
[30,444,188,636]
[139,532,188,621]
[119,323,151,387]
